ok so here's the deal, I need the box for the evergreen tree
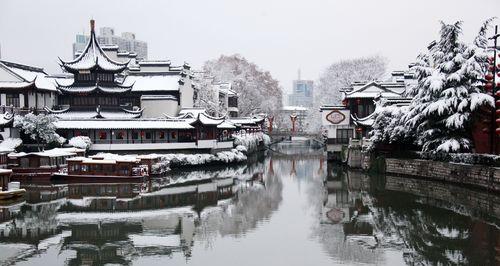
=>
[404,20,494,153]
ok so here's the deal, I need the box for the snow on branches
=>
[14,113,64,150]
[371,19,495,154]
[203,54,283,116]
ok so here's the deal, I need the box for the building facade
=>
[288,71,313,107]
[321,70,416,160]
[73,26,148,60]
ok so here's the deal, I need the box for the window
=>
[116,131,124,139]
[337,129,353,143]
[6,94,19,107]
[99,131,107,140]
[145,132,152,139]
[132,131,139,139]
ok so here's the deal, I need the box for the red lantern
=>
[496,100,500,108]
[486,73,494,80]
[489,65,496,72]
[342,99,348,106]
[496,109,500,116]
[356,127,363,133]
[489,56,495,63]
[496,118,500,125]
[497,128,500,136]
[485,83,493,90]
[482,127,489,133]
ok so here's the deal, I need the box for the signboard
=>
[326,110,346,124]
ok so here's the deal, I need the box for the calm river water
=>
[0,142,499,265]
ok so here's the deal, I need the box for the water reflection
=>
[0,143,500,265]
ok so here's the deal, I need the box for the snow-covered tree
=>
[203,54,283,116]
[14,113,62,150]
[308,55,388,132]
[68,136,92,150]
[193,73,226,117]
[369,99,411,147]
[404,20,495,153]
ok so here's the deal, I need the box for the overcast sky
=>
[1,0,499,94]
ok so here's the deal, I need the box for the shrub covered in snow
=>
[14,113,62,149]
[69,136,92,150]
[0,138,22,152]
[233,132,269,153]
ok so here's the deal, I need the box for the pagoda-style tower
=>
[56,20,140,114]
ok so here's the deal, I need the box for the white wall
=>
[141,97,179,118]
[321,108,351,138]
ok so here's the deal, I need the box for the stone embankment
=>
[385,158,500,192]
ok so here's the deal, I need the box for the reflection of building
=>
[73,26,148,60]
[287,70,313,107]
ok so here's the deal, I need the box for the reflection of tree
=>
[195,158,283,248]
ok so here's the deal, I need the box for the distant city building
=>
[73,26,148,60]
[287,70,313,107]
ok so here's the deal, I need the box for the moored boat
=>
[0,169,26,200]
[52,156,149,182]
[7,147,85,181]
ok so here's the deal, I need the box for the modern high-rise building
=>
[72,27,148,60]
[287,69,313,107]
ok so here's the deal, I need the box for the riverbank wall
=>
[345,142,500,192]
[385,158,500,192]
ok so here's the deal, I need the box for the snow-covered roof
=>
[344,81,405,99]
[194,113,225,126]
[229,117,264,125]
[59,20,129,72]
[9,148,77,158]
[217,121,236,129]
[54,119,194,130]
[178,108,208,118]
[0,60,57,91]
[45,107,142,119]
[140,95,177,101]
[123,73,181,92]
[282,106,308,111]
[57,83,133,94]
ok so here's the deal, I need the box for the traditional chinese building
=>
[45,20,235,152]
[321,71,415,160]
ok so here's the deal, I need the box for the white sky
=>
[1,0,499,94]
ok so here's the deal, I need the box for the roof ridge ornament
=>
[90,19,95,33]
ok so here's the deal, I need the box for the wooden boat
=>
[8,148,85,180]
[0,189,26,200]
[0,169,26,200]
[52,156,149,182]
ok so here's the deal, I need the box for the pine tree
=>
[404,20,494,153]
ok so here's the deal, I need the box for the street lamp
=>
[486,25,500,154]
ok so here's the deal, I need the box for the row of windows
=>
[77,73,114,82]
[60,96,139,106]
